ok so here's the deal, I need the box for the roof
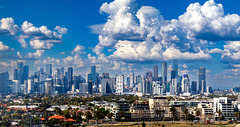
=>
[49,115,66,120]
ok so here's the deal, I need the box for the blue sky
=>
[1,0,240,89]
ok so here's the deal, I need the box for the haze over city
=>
[1,0,240,89]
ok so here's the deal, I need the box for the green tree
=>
[195,109,201,123]
[54,107,62,115]
[95,109,105,124]
[217,109,222,124]
[234,112,239,121]
[107,112,114,123]
[170,106,176,123]
[85,111,93,124]
[183,108,189,122]
[155,109,160,121]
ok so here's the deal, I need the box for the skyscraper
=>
[171,59,178,80]
[153,65,158,81]
[116,75,124,94]
[181,73,190,93]
[130,72,134,88]
[68,67,73,91]
[13,69,18,80]
[0,72,9,93]
[161,62,167,82]
[17,62,23,83]
[191,81,197,94]
[198,67,206,94]
[46,64,52,77]
[91,66,96,84]
[23,65,29,81]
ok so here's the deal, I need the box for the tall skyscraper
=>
[130,72,134,88]
[13,69,18,80]
[191,81,197,94]
[46,64,52,77]
[116,75,124,94]
[23,65,29,81]
[181,73,190,93]
[67,67,73,91]
[153,65,158,81]
[91,66,96,84]
[171,59,178,80]
[198,67,206,94]
[145,71,152,94]
[0,72,9,93]
[161,62,167,82]
[17,62,23,83]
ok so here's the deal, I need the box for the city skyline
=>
[1,0,240,88]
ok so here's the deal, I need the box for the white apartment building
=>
[213,97,235,120]
[116,75,124,94]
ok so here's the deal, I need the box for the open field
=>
[99,121,237,127]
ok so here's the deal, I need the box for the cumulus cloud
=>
[18,21,67,49]
[0,17,19,35]
[25,50,44,59]
[71,45,85,54]
[90,0,240,64]
[0,41,11,51]
[35,53,84,68]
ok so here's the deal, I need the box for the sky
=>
[1,0,240,89]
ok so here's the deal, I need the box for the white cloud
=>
[0,41,10,51]
[17,51,22,58]
[29,39,53,49]
[90,0,240,63]
[71,45,85,54]
[0,17,19,35]
[25,50,44,59]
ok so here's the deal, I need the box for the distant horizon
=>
[1,0,240,89]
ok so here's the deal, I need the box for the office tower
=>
[87,73,92,82]
[46,64,52,77]
[40,68,44,74]
[145,71,152,94]
[102,73,109,79]
[45,78,53,95]
[130,72,134,88]
[61,67,64,75]
[126,77,130,86]
[17,62,23,70]
[181,73,190,93]
[13,69,18,80]
[191,81,197,94]
[27,79,34,94]
[153,65,158,81]
[198,67,206,94]
[101,78,114,94]
[67,67,73,91]
[161,62,167,82]
[12,80,20,93]
[23,65,29,81]
[88,81,93,94]
[74,75,81,90]
[17,62,23,83]
[207,86,213,93]
[0,72,9,93]
[116,75,124,94]
[91,66,96,84]
[153,81,163,95]
[173,59,178,72]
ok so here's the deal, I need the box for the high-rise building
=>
[46,64,52,77]
[102,73,109,79]
[23,65,29,81]
[0,72,9,93]
[116,75,124,94]
[161,62,167,82]
[88,81,93,94]
[145,71,152,94]
[67,67,73,91]
[191,81,197,94]
[181,73,190,93]
[12,80,20,93]
[17,62,24,84]
[198,67,206,94]
[153,65,158,81]
[130,72,134,88]
[45,78,53,95]
[91,66,96,84]
[13,69,18,80]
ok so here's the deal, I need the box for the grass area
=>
[100,121,237,127]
